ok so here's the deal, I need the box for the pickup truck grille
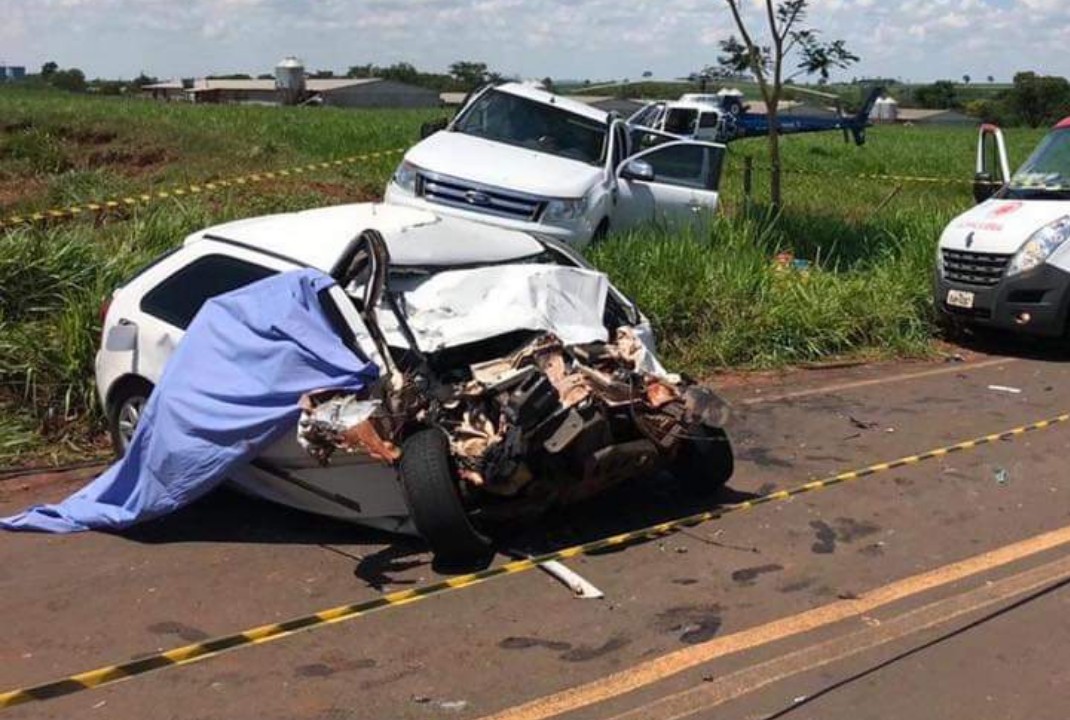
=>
[417,172,545,222]
[941,249,1012,287]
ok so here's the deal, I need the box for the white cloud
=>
[2,0,1069,84]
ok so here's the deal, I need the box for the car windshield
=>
[452,89,607,165]
[1005,128,1070,199]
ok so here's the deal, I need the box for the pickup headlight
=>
[392,161,419,194]
[1008,216,1070,276]
[543,197,587,223]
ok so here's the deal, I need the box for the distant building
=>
[0,65,27,83]
[895,108,977,125]
[163,77,438,108]
[141,80,186,101]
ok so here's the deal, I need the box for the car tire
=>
[108,377,155,457]
[673,427,734,495]
[398,428,493,564]
[590,218,610,246]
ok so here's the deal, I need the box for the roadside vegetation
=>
[0,87,1053,465]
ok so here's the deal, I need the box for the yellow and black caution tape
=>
[2,411,1067,710]
[0,148,405,232]
[745,165,976,187]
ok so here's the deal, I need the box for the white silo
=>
[275,56,306,106]
[871,96,898,124]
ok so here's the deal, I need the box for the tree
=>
[540,76,555,92]
[962,74,971,85]
[914,80,958,109]
[41,61,58,78]
[379,62,418,84]
[642,70,653,78]
[346,64,375,79]
[51,68,86,93]
[449,60,492,90]
[987,75,995,83]
[132,72,158,87]
[719,0,859,208]
[1007,71,1070,128]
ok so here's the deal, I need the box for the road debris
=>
[538,560,605,599]
[995,467,1010,486]
[988,385,1022,394]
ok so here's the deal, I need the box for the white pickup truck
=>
[385,82,727,247]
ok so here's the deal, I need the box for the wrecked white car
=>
[95,204,733,560]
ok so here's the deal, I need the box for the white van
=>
[936,119,1070,336]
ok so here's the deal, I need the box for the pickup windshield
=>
[452,89,607,165]
[1005,128,1070,200]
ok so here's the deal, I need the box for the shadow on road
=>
[123,486,400,547]
[950,327,1070,362]
[122,467,756,577]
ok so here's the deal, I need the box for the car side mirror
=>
[420,118,449,139]
[973,172,1000,204]
[619,159,655,182]
[331,229,391,312]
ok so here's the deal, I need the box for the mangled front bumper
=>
[297,327,729,514]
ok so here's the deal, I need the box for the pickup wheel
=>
[673,427,734,495]
[108,377,154,457]
[590,218,610,245]
[398,428,493,565]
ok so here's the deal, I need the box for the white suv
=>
[385,82,727,247]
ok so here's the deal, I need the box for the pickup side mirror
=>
[419,117,449,139]
[619,159,655,183]
[973,172,1001,204]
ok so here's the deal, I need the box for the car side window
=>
[140,254,276,330]
[639,143,725,191]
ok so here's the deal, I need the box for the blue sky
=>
[3,0,1069,84]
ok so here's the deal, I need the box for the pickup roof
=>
[385,82,727,247]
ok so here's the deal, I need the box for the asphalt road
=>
[3,341,1070,719]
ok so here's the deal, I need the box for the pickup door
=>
[608,125,726,232]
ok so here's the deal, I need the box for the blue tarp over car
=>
[1,269,378,533]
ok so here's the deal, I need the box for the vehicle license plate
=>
[946,289,975,309]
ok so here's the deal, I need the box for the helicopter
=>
[626,85,884,146]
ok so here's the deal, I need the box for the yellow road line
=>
[483,525,1070,720]
[604,552,1070,720]
[0,412,1066,711]
[740,357,1017,406]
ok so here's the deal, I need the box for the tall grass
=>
[588,208,943,370]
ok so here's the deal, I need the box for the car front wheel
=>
[398,428,493,565]
[673,427,734,495]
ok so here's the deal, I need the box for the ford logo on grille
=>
[464,190,492,206]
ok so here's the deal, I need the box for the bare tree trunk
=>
[767,109,782,208]
[725,0,785,210]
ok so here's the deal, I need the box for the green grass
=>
[0,89,1054,465]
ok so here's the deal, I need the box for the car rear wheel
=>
[108,378,154,457]
[398,428,493,564]
[673,427,734,495]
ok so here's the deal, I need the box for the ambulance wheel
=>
[398,428,493,565]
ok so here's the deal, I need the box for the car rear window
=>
[140,254,276,329]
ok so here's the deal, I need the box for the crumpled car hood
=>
[379,264,610,351]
